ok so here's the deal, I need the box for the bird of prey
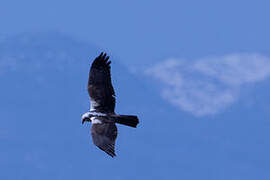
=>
[81,52,139,157]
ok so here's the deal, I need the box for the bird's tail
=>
[113,115,139,128]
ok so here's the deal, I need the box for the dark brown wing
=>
[88,52,116,113]
[91,118,118,157]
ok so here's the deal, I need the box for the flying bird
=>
[81,52,139,157]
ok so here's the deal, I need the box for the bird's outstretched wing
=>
[91,118,118,157]
[88,52,116,113]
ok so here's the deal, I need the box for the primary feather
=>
[88,52,116,113]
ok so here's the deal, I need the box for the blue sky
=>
[1,0,270,179]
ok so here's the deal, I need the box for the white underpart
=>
[89,112,106,116]
[90,99,99,111]
[81,111,106,124]
[91,117,102,124]
[81,112,91,120]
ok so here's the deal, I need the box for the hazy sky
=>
[1,0,270,179]
[1,0,270,66]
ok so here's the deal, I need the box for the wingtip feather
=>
[92,52,111,68]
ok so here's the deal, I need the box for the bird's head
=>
[81,112,93,124]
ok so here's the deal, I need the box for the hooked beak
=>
[82,117,90,124]
[82,119,86,124]
[81,112,92,125]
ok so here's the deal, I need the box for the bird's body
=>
[82,52,139,157]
